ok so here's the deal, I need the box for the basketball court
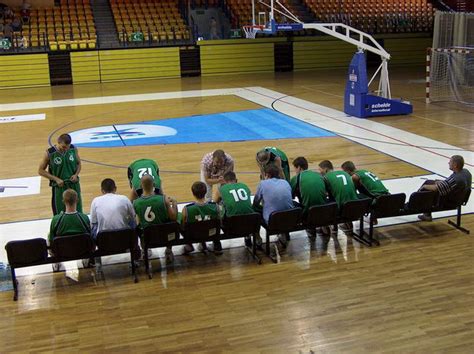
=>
[0,1,473,345]
[0,61,473,350]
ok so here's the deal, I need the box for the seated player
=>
[133,175,178,263]
[291,157,328,238]
[128,158,162,201]
[341,161,389,198]
[253,164,295,248]
[48,189,91,271]
[256,146,290,182]
[181,181,221,255]
[319,160,359,234]
[418,155,472,221]
[213,171,261,248]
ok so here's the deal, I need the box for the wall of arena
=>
[0,34,431,88]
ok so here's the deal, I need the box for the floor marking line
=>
[112,124,127,147]
[243,88,474,167]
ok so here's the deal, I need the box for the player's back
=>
[220,182,253,217]
[325,170,358,207]
[133,194,169,229]
[184,202,219,223]
[355,169,389,196]
[292,170,327,214]
[128,158,161,190]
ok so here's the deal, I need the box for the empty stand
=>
[110,0,191,45]
[303,0,435,33]
[0,0,97,51]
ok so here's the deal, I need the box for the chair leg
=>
[448,207,470,234]
[266,231,270,256]
[144,246,152,279]
[350,217,373,247]
[130,251,138,283]
[245,233,262,264]
[11,267,18,301]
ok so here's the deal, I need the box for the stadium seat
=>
[95,228,139,283]
[221,213,262,263]
[142,222,180,278]
[304,202,338,230]
[181,219,221,244]
[262,207,302,262]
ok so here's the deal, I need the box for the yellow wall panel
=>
[0,54,50,88]
[200,43,274,75]
[384,38,432,65]
[71,51,100,84]
[294,40,355,70]
[98,48,181,82]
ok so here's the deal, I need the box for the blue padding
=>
[71,108,335,148]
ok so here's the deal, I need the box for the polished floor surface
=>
[0,66,473,352]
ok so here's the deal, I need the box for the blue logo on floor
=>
[69,108,335,147]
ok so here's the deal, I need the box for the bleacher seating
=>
[224,0,434,35]
[303,0,435,33]
[110,0,191,44]
[225,0,296,28]
[0,0,96,50]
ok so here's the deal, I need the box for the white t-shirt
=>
[90,193,135,233]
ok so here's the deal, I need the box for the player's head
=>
[212,149,226,168]
[140,174,154,193]
[223,171,237,183]
[256,150,270,166]
[57,133,72,152]
[191,181,207,200]
[292,156,308,173]
[449,155,464,171]
[62,189,78,210]
[318,160,333,175]
[341,161,356,175]
[101,178,117,194]
[264,164,280,179]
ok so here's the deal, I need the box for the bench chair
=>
[261,207,303,263]
[142,222,181,278]
[221,212,262,264]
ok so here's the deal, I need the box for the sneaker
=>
[52,263,62,272]
[255,234,263,247]
[339,222,353,233]
[82,258,95,269]
[364,215,378,225]
[165,248,174,263]
[197,242,208,253]
[183,244,194,255]
[277,233,288,249]
[212,241,223,255]
[418,213,432,222]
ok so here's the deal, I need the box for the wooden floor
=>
[0,66,473,352]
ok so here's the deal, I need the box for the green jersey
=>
[47,145,80,187]
[49,211,90,243]
[219,182,253,217]
[259,147,290,182]
[128,159,161,192]
[184,202,219,224]
[133,194,170,229]
[354,170,389,196]
[325,170,358,207]
[290,170,327,215]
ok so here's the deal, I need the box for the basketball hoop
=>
[243,25,263,39]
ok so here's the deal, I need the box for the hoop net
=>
[243,25,263,39]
